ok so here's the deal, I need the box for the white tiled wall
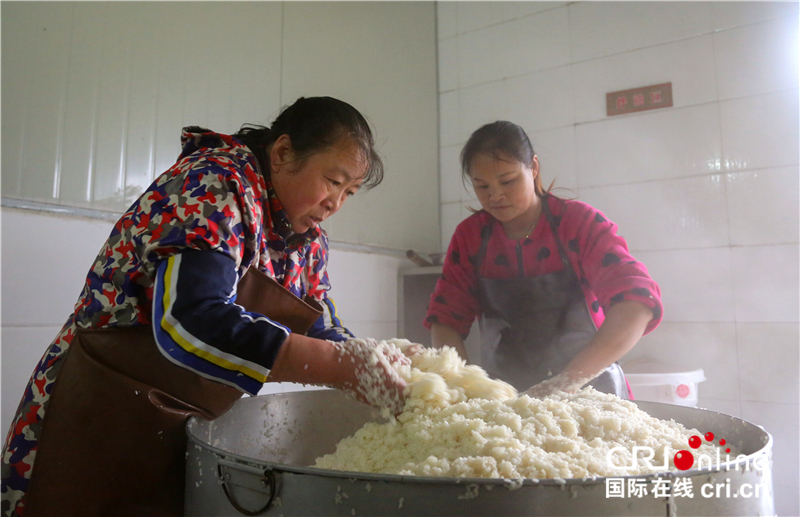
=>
[436,2,799,514]
[0,208,406,434]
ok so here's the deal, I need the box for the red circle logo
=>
[676,384,691,398]
[674,450,694,470]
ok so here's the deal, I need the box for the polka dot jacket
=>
[424,195,663,338]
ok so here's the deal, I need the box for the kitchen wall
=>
[1,1,439,252]
[436,2,799,514]
[1,2,435,438]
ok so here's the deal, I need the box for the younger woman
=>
[425,121,662,398]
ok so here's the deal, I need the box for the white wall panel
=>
[569,2,713,62]
[634,248,735,322]
[580,175,730,251]
[1,2,73,203]
[1,209,112,327]
[711,1,799,32]
[528,126,578,192]
[439,145,463,204]
[439,91,461,147]
[2,2,436,252]
[726,166,800,246]
[437,36,459,93]
[457,6,570,89]
[714,15,800,100]
[731,244,799,323]
[504,66,574,132]
[571,35,718,124]
[456,1,563,34]
[458,80,505,142]
[281,2,439,252]
[624,321,740,401]
[737,322,800,404]
[436,1,458,40]
[720,89,800,172]
[576,104,723,187]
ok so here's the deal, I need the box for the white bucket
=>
[623,359,706,407]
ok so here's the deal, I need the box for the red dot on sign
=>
[726,448,731,453]
[688,436,701,449]
[719,439,726,446]
[705,432,715,442]
[674,451,694,471]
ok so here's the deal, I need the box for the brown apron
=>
[25,267,322,517]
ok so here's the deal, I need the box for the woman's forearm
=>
[562,300,653,384]
[430,323,470,362]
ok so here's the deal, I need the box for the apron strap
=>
[477,195,572,273]
[475,220,494,272]
[541,194,572,270]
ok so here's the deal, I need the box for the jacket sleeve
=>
[424,220,483,338]
[152,249,290,394]
[306,296,355,341]
[564,201,663,334]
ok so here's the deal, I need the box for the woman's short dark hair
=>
[461,121,547,196]
[234,96,384,189]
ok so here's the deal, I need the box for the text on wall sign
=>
[606,82,673,117]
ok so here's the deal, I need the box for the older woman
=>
[2,97,408,517]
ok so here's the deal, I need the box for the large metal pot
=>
[185,389,773,516]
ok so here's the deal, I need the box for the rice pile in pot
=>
[314,339,721,479]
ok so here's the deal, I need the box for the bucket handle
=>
[217,460,277,516]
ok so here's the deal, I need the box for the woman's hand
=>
[331,338,411,416]
[430,323,470,362]
[522,300,653,399]
[268,334,410,416]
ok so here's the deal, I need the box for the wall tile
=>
[740,400,799,517]
[575,104,723,187]
[456,1,565,34]
[720,89,800,172]
[458,81,506,142]
[441,202,463,252]
[457,25,507,88]
[437,36,459,93]
[1,325,64,438]
[529,125,578,192]
[348,321,401,341]
[436,1,457,40]
[503,66,574,132]
[439,145,463,204]
[737,322,799,404]
[731,244,799,323]
[498,7,571,80]
[326,250,402,326]
[569,2,713,62]
[572,35,718,124]
[1,209,112,326]
[579,175,730,251]
[634,248,736,323]
[457,7,570,89]
[439,91,460,147]
[726,166,800,246]
[623,321,739,401]
[714,16,800,100]
[711,1,800,32]
[3,2,74,204]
